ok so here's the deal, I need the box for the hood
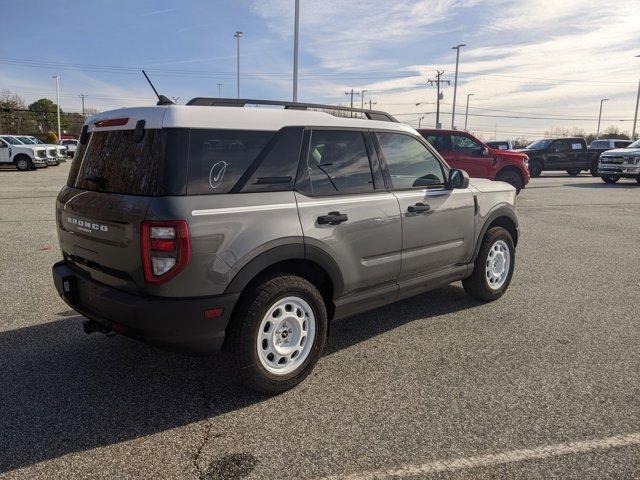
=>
[600,147,640,157]
[490,148,527,159]
[514,148,541,154]
[11,144,45,153]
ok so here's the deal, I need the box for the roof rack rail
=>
[185,98,398,123]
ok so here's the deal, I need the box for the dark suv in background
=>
[418,129,530,193]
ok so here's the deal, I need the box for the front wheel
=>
[227,274,328,394]
[495,169,523,194]
[529,160,542,178]
[463,227,515,301]
[636,176,640,185]
[14,157,32,171]
[602,175,619,184]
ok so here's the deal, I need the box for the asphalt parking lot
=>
[0,163,638,480]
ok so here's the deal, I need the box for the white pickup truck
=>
[0,135,49,170]
[13,135,66,164]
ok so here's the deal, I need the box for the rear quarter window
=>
[187,129,275,195]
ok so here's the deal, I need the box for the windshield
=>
[0,136,23,145]
[627,139,640,149]
[525,139,552,149]
[17,136,37,144]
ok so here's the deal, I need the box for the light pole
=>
[79,94,86,117]
[632,54,640,141]
[418,115,425,128]
[217,83,223,97]
[234,31,243,99]
[292,0,300,102]
[464,93,474,131]
[596,98,608,139]
[360,89,367,109]
[52,75,61,141]
[451,43,465,129]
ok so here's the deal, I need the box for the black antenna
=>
[142,70,174,106]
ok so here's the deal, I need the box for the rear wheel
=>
[463,227,515,301]
[495,169,523,194]
[636,176,640,185]
[566,169,580,176]
[14,156,32,171]
[228,274,328,394]
[529,160,542,177]
[602,175,619,184]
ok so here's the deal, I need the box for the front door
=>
[373,131,475,286]
[450,133,494,178]
[295,129,402,297]
[0,140,10,164]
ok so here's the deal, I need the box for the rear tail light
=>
[141,220,191,285]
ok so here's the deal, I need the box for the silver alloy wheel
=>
[17,159,29,170]
[485,240,510,290]
[257,296,316,375]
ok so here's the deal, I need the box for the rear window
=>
[187,129,275,195]
[68,129,167,196]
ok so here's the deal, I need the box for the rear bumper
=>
[52,260,239,354]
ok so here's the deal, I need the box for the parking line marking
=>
[320,432,640,480]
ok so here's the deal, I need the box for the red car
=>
[417,129,530,193]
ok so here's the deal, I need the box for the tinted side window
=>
[614,141,629,148]
[425,134,447,151]
[241,127,302,193]
[187,129,275,195]
[376,132,445,189]
[306,130,374,196]
[451,134,482,154]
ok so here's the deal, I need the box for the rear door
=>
[295,129,402,297]
[547,139,573,169]
[373,132,475,290]
[450,133,493,178]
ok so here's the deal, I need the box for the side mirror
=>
[449,168,470,189]
[482,147,490,156]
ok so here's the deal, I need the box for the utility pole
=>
[451,43,465,129]
[464,93,474,131]
[427,70,450,129]
[632,54,640,140]
[367,99,377,110]
[344,89,360,117]
[596,98,608,139]
[292,0,300,102]
[234,31,243,99]
[79,94,87,117]
[217,83,223,97]
[360,89,367,109]
[52,75,61,140]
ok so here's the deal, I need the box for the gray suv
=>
[52,99,519,393]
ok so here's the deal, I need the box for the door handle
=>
[407,203,430,214]
[317,211,349,225]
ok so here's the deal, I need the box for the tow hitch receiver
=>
[83,320,114,335]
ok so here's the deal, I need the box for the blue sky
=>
[1,0,639,139]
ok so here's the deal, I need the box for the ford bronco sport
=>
[52,99,519,394]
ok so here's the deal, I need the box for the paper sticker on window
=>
[572,143,581,150]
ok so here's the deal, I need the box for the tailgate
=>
[56,186,151,294]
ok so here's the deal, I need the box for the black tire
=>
[462,227,515,302]
[227,274,328,394]
[14,155,32,172]
[529,160,542,177]
[636,176,640,185]
[602,175,619,184]
[566,169,580,176]
[495,169,523,194]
